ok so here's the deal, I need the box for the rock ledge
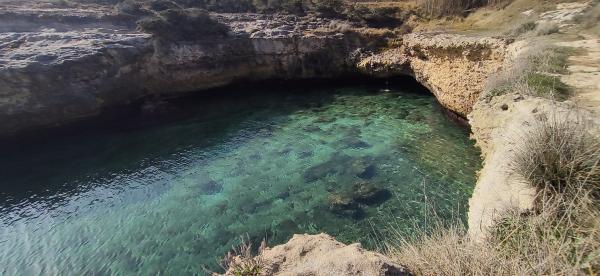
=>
[224,233,408,276]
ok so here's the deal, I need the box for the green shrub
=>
[137,8,230,40]
[505,21,537,37]
[484,46,572,100]
[148,0,181,11]
[528,47,572,74]
[523,73,569,100]
[115,0,152,16]
[345,5,405,28]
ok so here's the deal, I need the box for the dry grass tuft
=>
[387,117,600,275]
[535,21,559,36]
[216,236,267,276]
[136,8,230,40]
[574,0,600,31]
[416,0,512,17]
[511,117,600,194]
[504,20,536,37]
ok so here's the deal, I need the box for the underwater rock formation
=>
[328,180,391,219]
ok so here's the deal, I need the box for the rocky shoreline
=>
[3,0,597,274]
[0,2,508,135]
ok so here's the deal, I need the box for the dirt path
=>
[557,35,600,114]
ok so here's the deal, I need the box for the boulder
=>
[223,233,409,276]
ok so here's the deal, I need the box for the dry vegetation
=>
[136,8,230,40]
[388,117,600,275]
[484,45,571,100]
[213,236,267,276]
[416,0,511,17]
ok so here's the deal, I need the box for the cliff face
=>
[0,31,151,133]
[0,2,513,135]
[358,33,510,117]
[0,9,359,135]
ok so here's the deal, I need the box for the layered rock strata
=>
[0,9,359,134]
[0,2,513,135]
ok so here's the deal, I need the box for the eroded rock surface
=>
[224,233,408,276]
[0,5,361,134]
[0,1,513,135]
[358,33,510,117]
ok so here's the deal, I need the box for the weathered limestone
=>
[0,1,514,135]
[0,10,359,134]
[223,233,408,276]
[358,33,510,117]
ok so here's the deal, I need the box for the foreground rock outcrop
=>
[223,234,408,276]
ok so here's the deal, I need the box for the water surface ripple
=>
[0,85,481,274]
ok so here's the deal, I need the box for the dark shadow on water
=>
[0,76,432,213]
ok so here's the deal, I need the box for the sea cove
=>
[0,84,480,274]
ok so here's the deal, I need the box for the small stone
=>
[500,103,509,111]
[513,94,524,102]
[352,181,391,205]
[356,164,377,180]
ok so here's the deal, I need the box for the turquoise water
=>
[0,84,481,274]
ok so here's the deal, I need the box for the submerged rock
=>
[304,154,379,183]
[327,181,391,219]
[313,115,337,124]
[357,164,377,179]
[303,125,322,133]
[199,180,223,195]
[303,153,352,182]
[327,193,364,219]
[339,136,372,149]
[405,112,425,123]
[352,181,392,205]
[297,150,313,159]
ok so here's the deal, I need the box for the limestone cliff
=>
[0,2,513,135]
[0,8,359,135]
[358,33,510,117]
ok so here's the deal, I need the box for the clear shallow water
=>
[0,84,481,274]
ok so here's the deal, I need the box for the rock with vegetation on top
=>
[223,233,408,276]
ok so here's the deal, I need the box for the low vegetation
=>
[574,0,600,33]
[416,0,512,17]
[485,46,572,100]
[215,237,266,276]
[136,8,230,40]
[111,0,411,28]
[505,20,560,37]
[388,117,600,275]
[505,20,537,37]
